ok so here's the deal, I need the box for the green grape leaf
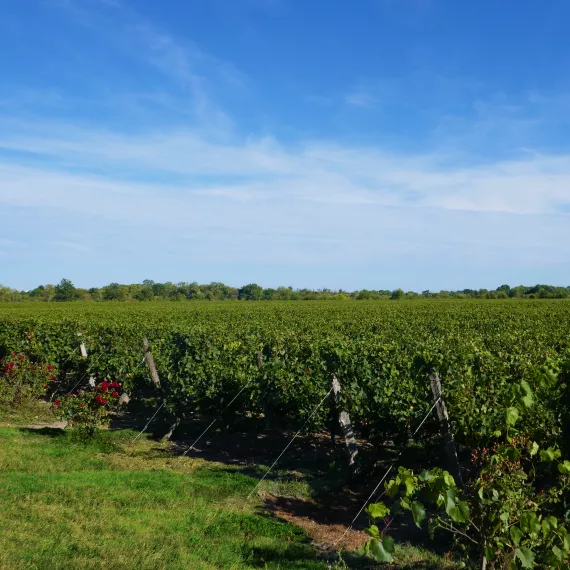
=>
[366,502,390,521]
[506,407,519,427]
[365,524,380,539]
[411,501,426,528]
[369,536,395,563]
[448,500,470,524]
[510,525,523,546]
[515,547,535,568]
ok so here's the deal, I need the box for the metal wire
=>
[179,382,251,460]
[333,397,441,548]
[247,386,334,499]
[133,400,166,442]
[68,352,105,395]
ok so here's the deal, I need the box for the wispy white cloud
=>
[345,90,376,108]
[49,241,91,252]
[0,239,23,248]
[1,142,569,289]
[52,0,245,132]
[1,120,569,216]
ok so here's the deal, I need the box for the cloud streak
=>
[1,120,570,216]
[49,241,91,252]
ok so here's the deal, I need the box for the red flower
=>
[43,385,49,390]
[112,391,118,398]
[50,376,56,381]
[8,362,15,369]
[47,365,53,371]
[19,354,25,360]
[11,352,16,357]
[54,399,61,406]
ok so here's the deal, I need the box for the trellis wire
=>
[68,353,146,395]
[333,396,441,548]
[179,382,252,460]
[57,348,79,370]
[133,400,166,442]
[247,386,334,499]
[67,351,105,395]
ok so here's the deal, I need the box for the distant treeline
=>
[1,280,569,302]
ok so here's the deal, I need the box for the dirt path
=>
[263,492,369,551]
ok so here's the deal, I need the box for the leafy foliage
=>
[0,300,569,444]
[363,377,570,569]
[0,352,54,408]
[52,379,124,437]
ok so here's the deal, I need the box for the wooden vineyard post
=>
[142,337,175,439]
[78,333,88,358]
[332,375,359,472]
[429,373,463,487]
[143,337,161,389]
[77,333,95,387]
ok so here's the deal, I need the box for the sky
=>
[1,0,570,291]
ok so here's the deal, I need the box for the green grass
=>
[0,426,459,570]
[0,399,56,427]
[0,427,325,570]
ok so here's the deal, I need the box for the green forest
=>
[1,278,570,302]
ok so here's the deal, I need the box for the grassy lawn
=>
[0,426,458,570]
[0,427,328,570]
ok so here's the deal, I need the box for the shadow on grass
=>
[18,426,67,438]
[335,550,455,570]
[185,433,455,561]
[16,426,144,455]
[240,543,325,569]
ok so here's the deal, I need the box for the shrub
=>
[0,353,55,408]
[51,379,123,437]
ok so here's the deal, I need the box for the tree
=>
[54,279,79,302]
[134,285,154,301]
[88,287,103,301]
[238,283,263,301]
[262,288,277,300]
[390,289,405,300]
[357,290,380,300]
[102,283,126,301]
[29,284,55,302]
[0,285,22,302]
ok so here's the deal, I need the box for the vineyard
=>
[2,300,569,450]
[1,300,570,568]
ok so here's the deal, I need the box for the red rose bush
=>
[0,353,55,408]
[52,379,123,437]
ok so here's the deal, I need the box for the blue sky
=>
[1,0,570,291]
